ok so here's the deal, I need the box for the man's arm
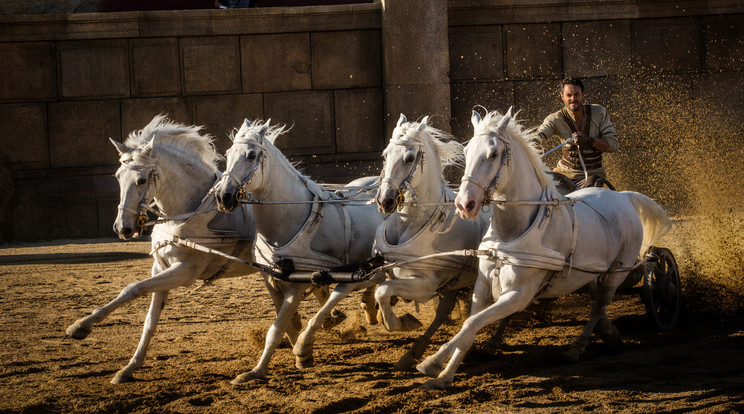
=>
[575,107,618,152]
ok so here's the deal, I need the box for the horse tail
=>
[622,191,673,254]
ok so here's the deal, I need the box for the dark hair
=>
[560,77,584,93]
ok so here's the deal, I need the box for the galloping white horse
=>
[214,119,386,383]
[66,115,259,383]
[417,108,672,389]
[374,114,490,370]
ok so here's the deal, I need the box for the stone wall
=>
[1,1,743,241]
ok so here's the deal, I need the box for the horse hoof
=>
[66,322,91,340]
[416,359,443,378]
[111,371,134,384]
[230,370,264,385]
[322,310,347,329]
[400,313,424,331]
[295,354,314,370]
[395,352,416,371]
[421,378,450,390]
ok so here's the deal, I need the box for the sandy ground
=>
[0,236,743,414]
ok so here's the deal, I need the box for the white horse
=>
[66,115,260,383]
[416,108,672,389]
[373,114,491,370]
[214,119,386,383]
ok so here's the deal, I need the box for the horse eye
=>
[136,177,147,186]
[247,150,257,160]
[487,150,497,160]
[404,154,415,163]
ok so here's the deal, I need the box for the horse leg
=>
[374,279,428,332]
[396,289,458,371]
[293,272,385,369]
[565,272,626,361]
[482,313,515,353]
[232,282,308,384]
[262,275,302,346]
[311,286,347,329]
[416,269,494,380]
[360,286,378,325]
[66,261,194,340]
[111,291,168,384]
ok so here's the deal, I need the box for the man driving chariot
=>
[534,76,619,190]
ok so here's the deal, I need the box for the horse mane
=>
[234,119,328,196]
[124,114,221,174]
[391,119,464,168]
[476,109,557,191]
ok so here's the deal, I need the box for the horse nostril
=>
[382,198,395,212]
[121,227,133,237]
[466,200,475,211]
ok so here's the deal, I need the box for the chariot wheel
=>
[640,247,682,331]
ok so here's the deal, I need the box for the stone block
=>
[0,42,56,102]
[131,38,181,97]
[384,83,451,138]
[57,39,130,99]
[631,17,700,72]
[181,36,241,95]
[264,91,334,156]
[450,81,514,140]
[94,174,119,237]
[449,26,504,82]
[193,94,264,155]
[0,103,48,170]
[48,100,121,168]
[121,97,192,142]
[334,88,384,154]
[302,157,382,184]
[504,23,561,79]
[241,33,311,93]
[562,20,632,77]
[311,30,381,90]
[703,15,744,71]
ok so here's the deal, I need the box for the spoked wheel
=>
[640,247,682,331]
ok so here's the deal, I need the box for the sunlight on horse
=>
[213,119,386,383]
[416,108,672,389]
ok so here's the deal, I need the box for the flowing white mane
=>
[389,119,464,168]
[233,119,328,196]
[475,110,556,191]
[123,114,221,174]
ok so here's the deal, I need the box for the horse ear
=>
[416,116,429,132]
[496,108,511,135]
[257,125,269,144]
[244,118,251,128]
[471,110,482,129]
[141,136,156,157]
[397,113,407,127]
[109,138,128,155]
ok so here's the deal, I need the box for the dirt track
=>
[1,237,743,413]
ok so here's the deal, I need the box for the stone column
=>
[381,0,451,135]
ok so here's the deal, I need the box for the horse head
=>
[376,114,430,214]
[455,108,514,219]
[111,136,158,240]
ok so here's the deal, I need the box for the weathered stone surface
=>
[0,103,49,170]
[563,20,632,77]
[0,42,56,102]
[695,71,744,127]
[121,97,192,141]
[504,23,561,79]
[631,17,700,72]
[181,36,241,95]
[241,33,311,93]
[334,88,384,154]
[0,0,98,14]
[513,79,558,128]
[48,100,121,168]
[450,81,514,140]
[57,39,130,99]
[264,91,334,156]
[703,15,744,71]
[193,94,264,155]
[131,38,181,97]
[449,25,504,82]
[311,30,381,90]
[384,82,451,138]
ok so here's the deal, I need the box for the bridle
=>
[460,131,512,211]
[116,160,160,237]
[217,139,266,204]
[378,138,429,215]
